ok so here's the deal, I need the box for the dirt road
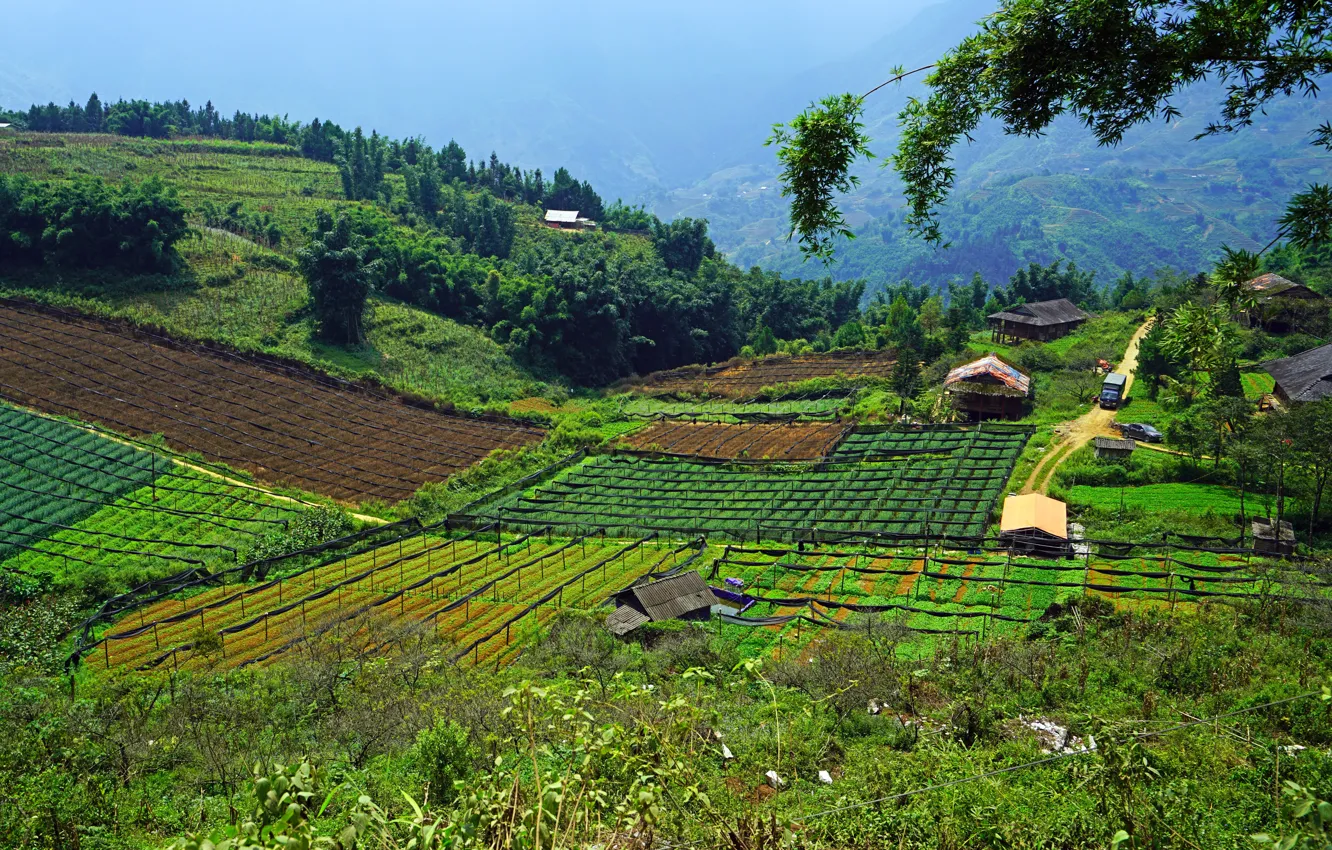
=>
[1021,319,1154,494]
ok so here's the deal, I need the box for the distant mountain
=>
[648,0,1332,294]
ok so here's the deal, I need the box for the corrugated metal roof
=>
[1000,493,1068,539]
[629,572,717,621]
[987,298,1089,327]
[1093,437,1136,451]
[545,209,579,223]
[945,354,1032,395]
[1263,342,1332,402]
[605,605,651,636]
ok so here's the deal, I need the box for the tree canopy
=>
[770,0,1332,260]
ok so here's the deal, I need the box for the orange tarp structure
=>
[1000,493,1068,539]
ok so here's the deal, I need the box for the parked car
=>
[1119,422,1163,442]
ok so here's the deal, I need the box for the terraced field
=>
[0,401,301,591]
[618,421,849,460]
[469,426,1031,543]
[0,299,544,502]
[706,540,1283,661]
[91,530,708,672]
[628,350,896,397]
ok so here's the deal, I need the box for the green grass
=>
[1064,482,1250,516]
[1241,370,1275,399]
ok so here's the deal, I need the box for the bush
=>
[411,718,473,805]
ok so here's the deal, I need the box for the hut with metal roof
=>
[605,571,717,636]
[1252,517,1295,557]
[1262,342,1332,405]
[987,298,1090,343]
[944,354,1033,420]
[999,493,1070,557]
[544,209,595,230]
[1092,436,1136,460]
[1243,273,1328,333]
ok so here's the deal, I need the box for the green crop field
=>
[0,401,305,593]
[0,402,159,562]
[1241,370,1276,398]
[1065,482,1252,516]
[473,426,1031,543]
[90,529,711,672]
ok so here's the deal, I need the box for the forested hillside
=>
[651,0,1332,296]
[0,99,865,393]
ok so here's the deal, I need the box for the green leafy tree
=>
[751,323,778,356]
[298,210,380,345]
[771,1,1332,256]
[833,319,867,349]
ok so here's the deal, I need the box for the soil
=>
[1021,319,1153,494]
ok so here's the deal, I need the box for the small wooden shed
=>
[944,354,1033,420]
[1251,518,1295,557]
[606,571,717,636]
[999,493,1071,557]
[1093,436,1136,459]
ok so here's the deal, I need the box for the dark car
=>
[1120,423,1163,443]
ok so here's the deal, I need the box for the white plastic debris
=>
[868,699,883,715]
[1019,717,1095,754]
[722,744,734,760]
[817,770,833,785]
[765,770,785,789]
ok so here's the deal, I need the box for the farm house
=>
[606,571,717,636]
[1242,273,1328,333]
[987,298,1090,343]
[544,209,596,230]
[1262,342,1332,404]
[998,493,1071,557]
[944,354,1033,420]
[1092,436,1135,459]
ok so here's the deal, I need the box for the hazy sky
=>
[3,1,943,194]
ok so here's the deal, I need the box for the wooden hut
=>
[1262,342,1332,405]
[999,493,1070,557]
[944,354,1033,420]
[605,572,717,636]
[987,298,1090,343]
[1251,518,1295,557]
[1092,436,1136,459]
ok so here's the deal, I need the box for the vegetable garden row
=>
[0,299,544,501]
[466,426,1031,543]
[93,529,704,672]
[1,401,301,592]
[703,539,1319,661]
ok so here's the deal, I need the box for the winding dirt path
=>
[1021,318,1154,494]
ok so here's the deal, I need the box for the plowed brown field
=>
[618,421,847,460]
[0,299,544,502]
[628,350,896,397]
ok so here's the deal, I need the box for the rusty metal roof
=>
[945,354,1032,395]
[628,571,716,621]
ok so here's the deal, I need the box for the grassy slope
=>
[0,134,549,407]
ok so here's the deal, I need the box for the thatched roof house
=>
[1243,274,1328,333]
[944,354,1033,420]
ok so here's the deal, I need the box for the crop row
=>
[630,351,898,398]
[99,532,681,671]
